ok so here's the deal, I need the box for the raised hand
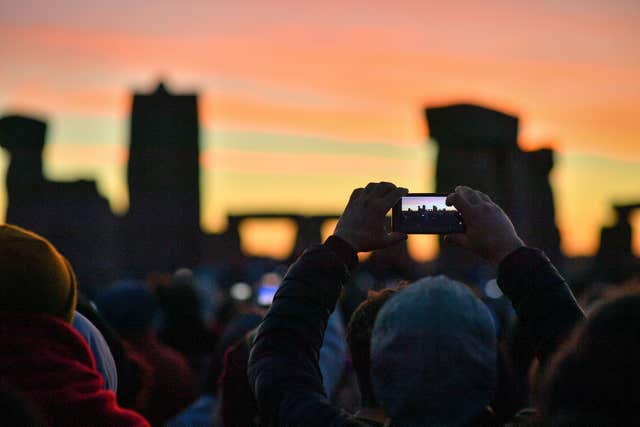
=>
[333,182,408,252]
[444,186,524,265]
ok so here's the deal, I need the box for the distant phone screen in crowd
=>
[257,284,279,306]
[392,193,464,234]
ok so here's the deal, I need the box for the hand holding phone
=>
[444,186,524,265]
[333,182,408,252]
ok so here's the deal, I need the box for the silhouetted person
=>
[75,294,153,412]
[96,281,196,426]
[248,183,584,426]
[346,287,405,426]
[222,309,345,427]
[218,331,260,427]
[167,313,263,427]
[0,224,149,426]
[541,288,640,425]
[157,269,216,377]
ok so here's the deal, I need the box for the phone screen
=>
[257,284,279,306]
[392,194,464,234]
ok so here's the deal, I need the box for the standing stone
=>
[124,82,201,276]
[425,104,562,276]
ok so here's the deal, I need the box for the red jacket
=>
[127,332,197,425]
[0,313,149,427]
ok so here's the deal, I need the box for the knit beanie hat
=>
[370,275,497,426]
[0,224,77,323]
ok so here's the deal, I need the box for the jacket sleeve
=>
[497,247,585,364]
[247,238,366,427]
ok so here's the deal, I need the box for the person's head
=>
[346,286,403,409]
[158,269,201,320]
[370,275,497,426]
[95,281,157,340]
[541,289,640,425]
[204,313,263,395]
[0,224,77,323]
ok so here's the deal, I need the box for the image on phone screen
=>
[392,193,464,234]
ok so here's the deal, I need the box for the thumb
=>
[444,233,470,249]
[382,232,408,247]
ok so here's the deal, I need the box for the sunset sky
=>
[1,0,639,259]
[402,196,453,212]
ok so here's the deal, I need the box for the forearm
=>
[248,237,359,426]
[497,247,585,364]
[253,237,355,350]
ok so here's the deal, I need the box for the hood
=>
[72,311,118,392]
[0,312,148,426]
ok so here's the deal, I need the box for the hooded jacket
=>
[0,312,149,427]
[248,238,584,427]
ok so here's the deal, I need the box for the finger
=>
[455,186,482,205]
[363,182,377,194]
[348,187,364,203]
[380,187,408,212]
[371,181,396,197]
[382,232,408,247]
[443,233,471,249]
[446,192,472,216]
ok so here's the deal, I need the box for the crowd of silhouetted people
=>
[1,183,639,426]
[399,205,462,234]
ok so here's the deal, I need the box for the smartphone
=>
[257,284,279,306]
[392,193,464,234]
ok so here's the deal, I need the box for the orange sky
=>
[0,0,639,259]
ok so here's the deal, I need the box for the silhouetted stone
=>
[520,149,561,262]
[124,82,201,276]
[200,217,243,266]
[0,116,46,191]
[218,213,339,263]
[425,104,562,275]
[596,203,640,283]
[0,115,119,292]
[290,216,328,262]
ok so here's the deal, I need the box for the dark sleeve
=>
[497,247,586,364]
[248,237,365,427]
